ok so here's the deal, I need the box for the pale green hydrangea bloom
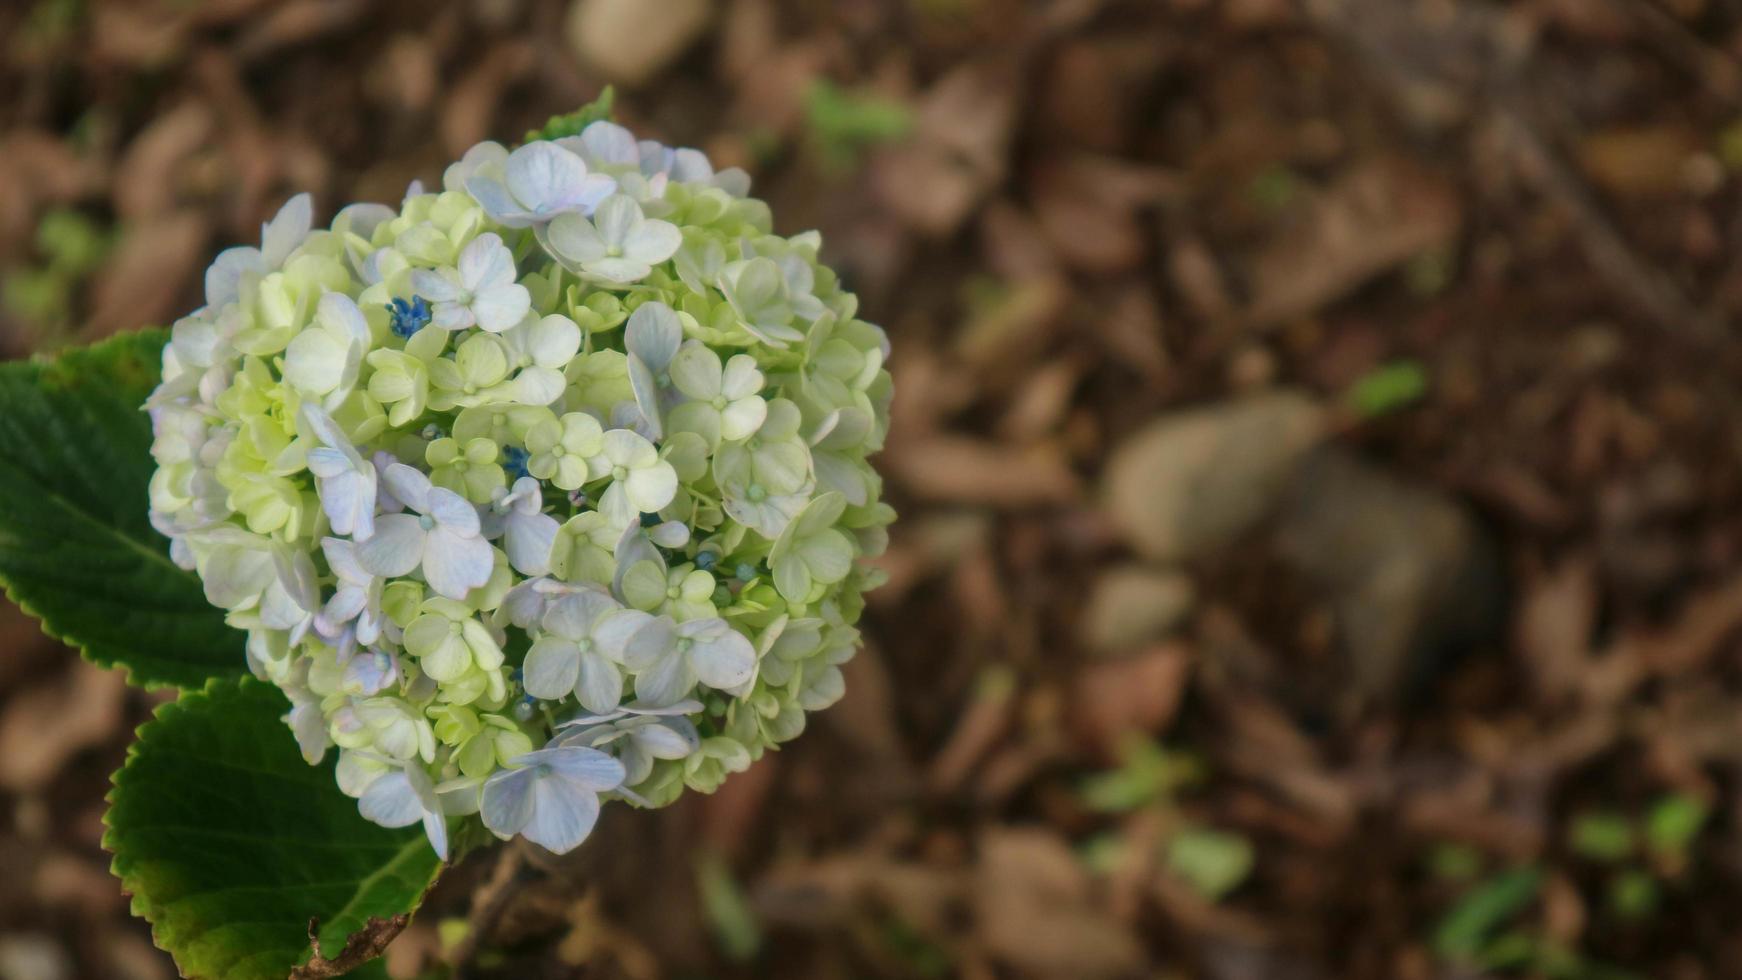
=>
[147,116,893,860]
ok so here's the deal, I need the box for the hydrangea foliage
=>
[147,117,893,857]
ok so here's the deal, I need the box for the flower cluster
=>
[148,120,892,856]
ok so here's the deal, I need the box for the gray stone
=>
[1079,565,1195,654]
[1274,448,1503,706]
[1102,390,1328,563]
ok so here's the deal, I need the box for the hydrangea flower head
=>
[148,113,893,859]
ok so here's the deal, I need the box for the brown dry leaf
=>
[699,756,778,856]
[754,854,967,937]
[887,435,1081,507]
[34,851,127,918]
[825,644,913,775]
[86,211,208,337]
[927,667,1018,795]
[91,3,191,69]
[1245,157,1461,326]
[567,0,713,87]
[440,42,537,158]
[1628,575,1742,674]
[1578,124,1702,198]
[1097,285,1170,386]
[1515,555,1596,702]
[954,275,1068,378]
[1070,642,1193,759]
[974,829,1145,980]
[0,133,104,251]
[979,201,1062,282]
[872,62,1018,236]
[0,661,125,792]
[1168,236,1235,323]
[1033,154,1181,274]
[233,0,367,63]
[998,358,1083,443]
[115,103,214,220]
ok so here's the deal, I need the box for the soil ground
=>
[7,1,1742,977]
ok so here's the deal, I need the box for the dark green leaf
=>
[0,329,243,688]
[107,677,443,980]
[1433,866,1542,960]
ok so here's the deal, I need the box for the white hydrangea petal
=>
[533,744,627,790]
[543,589,616,639]
[446,140,509,193]
[505,142,589,216]
[633,650,694,707]
[423,527,493,600]
[798,530,855,584]
[721,354,763,399]
[284,330,348,394]
[523,772,602,854]
[409,269,462,303]
[591,608,654,660]
[634,720,699,760]
[586,257,651,283]
[426,487,480,536]
[624,462,677,513]
[690,628,757,693]
[504,510,559,577]
[357,514,425,578]
[626,354,662,440]
[316,465,376,539]
[359,771,423,828]
[383,462,433,509]
[545,213,606,263]
[204,246,263,308]
[523,637,582,700]
[529,314,582,367]
[466,176,529,227]
[473,283,532,333]
[480,766,537,838]
[576,651,623,714]
[622,219,680,265]
[580,121,639,167]
[460,233,515,290]
[507,367,566,406]
[421,806,449,860]
[593,195,639,248]
[667,342,720,400]
[720,398,767,442]
[619,615,674,672]
[648,521,690,549]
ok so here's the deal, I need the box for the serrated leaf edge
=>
[102,677,445,980]
[0,329,247,692]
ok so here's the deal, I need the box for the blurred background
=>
[6,0,1742,977]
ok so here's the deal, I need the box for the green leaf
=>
[1164,827,1254,902]
[1644,793,1708,860]
[1344,360,1428,418]
[1433,866,1542,960]
[1569,810,1635,863]
[524,87,616,143]
[0,329,243,689]
[107,677,442,980]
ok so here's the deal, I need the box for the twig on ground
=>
[450,843,529,978]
